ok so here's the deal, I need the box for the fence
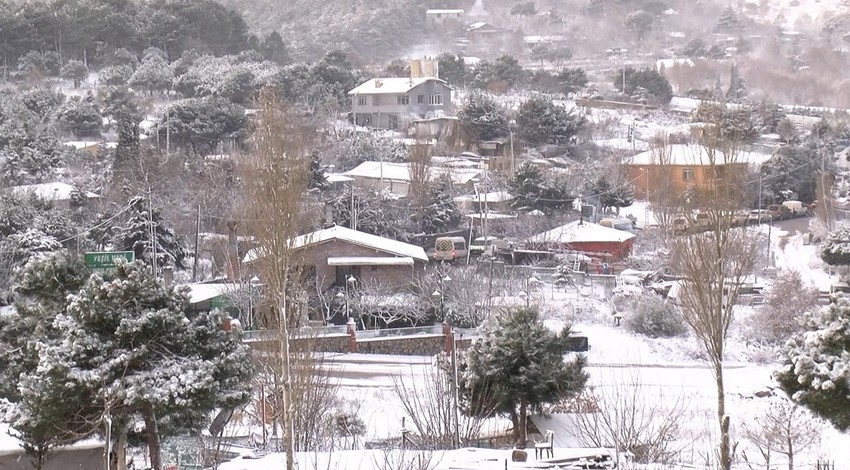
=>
[243,323,482,356]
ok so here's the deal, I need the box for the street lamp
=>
[246,275,261,330]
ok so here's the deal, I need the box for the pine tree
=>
[113,196,188,270]
[460,307,588,446]
[0,252,92,469]
[417,176,461,234]
[308,151,329,190]
[726,63,747,103]
[36,261,253,470]
[457,92,510,141]
[775,296,850,431]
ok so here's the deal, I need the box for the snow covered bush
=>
[745,270,819,345]
[776,296,850,431]
[624,293,687,338]
[820,225,850,266]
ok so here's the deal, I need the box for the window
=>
[429,93,443,105]
[682,168,694,181]
[397,95,409,105]
[417,94,424,104]
[357,96,367,106]
[388,114,399,130]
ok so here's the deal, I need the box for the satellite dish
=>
[209,408,235,437]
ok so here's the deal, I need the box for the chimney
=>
[423,59,439,79]
[374,79,383,88]
[410,59,422,79]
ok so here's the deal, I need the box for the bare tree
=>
[238,87,318,470]
[741,399,822,470]
[391,361,495,449]
[351,278,431,328]
[645,132,681,237]
[569,367,693,464]
[408,136,434,233]
[669,132,759,470]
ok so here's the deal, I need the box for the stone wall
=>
[356,334,446,356]
[246,328,476,357]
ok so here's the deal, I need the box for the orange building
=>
[624,144,770,199]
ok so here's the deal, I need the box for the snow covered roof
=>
[243,226,428,264]
[9,182,99,201]
[327,256,415,266]
[467,22,497,31]
[530,220,636,244]
[325,173,354,183]
[426,9,464,14]
[342,161,484,185]
[455,191,514,204]
[348,77,446,95]
[180,283,240,304]
[626,144,771,166]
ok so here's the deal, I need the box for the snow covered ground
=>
[195,212,850,470]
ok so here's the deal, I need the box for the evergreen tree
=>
[717,6,744,33]
[417,176,461,234]
[613,67,673,106]
[113,196,188,270]
[591,175,634,213]
[308,151,329,190]
[471,55,527,91]
[35,261,253,469]
[113,118,141,184]
[726,63,747,103]
[775,296,850,430]
[0,252,92,469]
[59,60,88,88]
[760,145,819,203]
[508,162,572,213]
[516,96,585,147]
[460,307,588,446]
[129,48,173,94]
[259,31,290,65]
[57,98,103,138]
[436,53,467,87]
[457,92,510,141]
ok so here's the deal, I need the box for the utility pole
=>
[192,204,201,282]
[165,111,170,154]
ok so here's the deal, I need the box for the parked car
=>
[781,200,806,217]
[599,217,636,233]
[672,217,689,233]
[469,236,499,255]
[733,210,750,226]
[767,204,783,220]
[434,236,468,262]
[747,209,770,224]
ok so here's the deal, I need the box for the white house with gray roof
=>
[349,61,453,130]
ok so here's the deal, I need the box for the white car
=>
[469,236,499,255]
[747,209,770,224]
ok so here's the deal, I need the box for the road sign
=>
[84,251,135,271]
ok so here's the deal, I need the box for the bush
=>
[625,294,687,338]
[745,270,819,345]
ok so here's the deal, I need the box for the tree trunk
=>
[508,407,520,447]
[115,424,129,470]
[519,401,528,449]
[715,361,731,470]
[143,406,164,470]
[787,438,793,470]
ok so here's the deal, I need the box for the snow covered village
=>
[3,0,850,469]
